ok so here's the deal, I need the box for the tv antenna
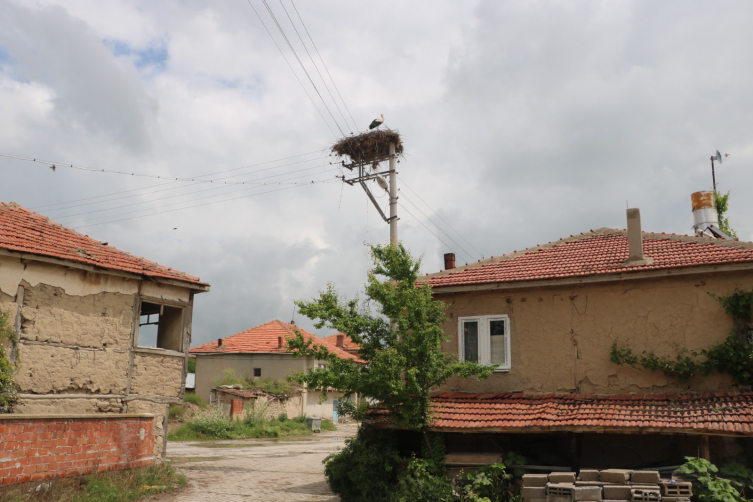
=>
[710,150,729,189]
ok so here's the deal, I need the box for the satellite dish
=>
[376,176,388,191]
[713,150,723,164]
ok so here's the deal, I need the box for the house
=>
[0,202,209,458]
[323,333,361,356]
[417,205,753,469]
[190,320,362,420]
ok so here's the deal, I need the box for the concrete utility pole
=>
[388,142,398,245]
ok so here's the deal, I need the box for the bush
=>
[292,415,307,424]
[243,400,270,427]
[187,356,196,373]
[392,457,452,502]
[188,406,234,439]
[213,368,246,388]
[453,462,517,502]
[183,393,206,408]
[324,426,401,502]
[278,412,288,422]
[675,457,744,502]
[168,405,185,420]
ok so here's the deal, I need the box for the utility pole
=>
[388,142,398,245]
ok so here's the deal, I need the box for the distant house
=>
[323,333,361,356]
[413,208,753,469]
[190,320,363,420]
[0,202,209,458]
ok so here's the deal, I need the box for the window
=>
[458,315,511,370]
[253,368,262,377]
[138,300,184,351]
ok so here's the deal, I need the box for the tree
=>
[286,243,493,432]
[0,309,18,412]
[714,190,738,239]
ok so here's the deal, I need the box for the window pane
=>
[489,319,507,366]
[463,321,479,362]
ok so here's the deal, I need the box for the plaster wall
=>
[194,353,310,402]
[0,254,197,459]
[437,270,750,394]
[305,390,344,420]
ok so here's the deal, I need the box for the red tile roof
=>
[421,391,753,435]
[423,229,753,288]
[0,202,206,286]
[322,333,362,352]
[190,320,364,363]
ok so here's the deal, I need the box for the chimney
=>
[444,252,456,270]
[290,320,295,326]
[336,334,345,347]
[623,208,653,267]
[217,338,222,347]
[277,336,283,348]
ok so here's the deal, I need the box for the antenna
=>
[710,150,730,190]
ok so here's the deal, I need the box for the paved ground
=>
[152,424,357,502]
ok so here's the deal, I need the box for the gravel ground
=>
[151,423,357,502]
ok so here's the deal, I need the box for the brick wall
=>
[0,414,155,486]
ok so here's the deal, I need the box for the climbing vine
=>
[610,289,753,386]
[0,309,19,412]
[714,190,738,239]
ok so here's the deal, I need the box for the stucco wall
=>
[437,270,750,395]
[194,353,310,402]
[0,253,199,458]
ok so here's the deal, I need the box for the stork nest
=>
[331,129,404,164]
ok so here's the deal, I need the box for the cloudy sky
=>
[1,1,752,346]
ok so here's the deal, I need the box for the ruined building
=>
[0,202,209,458]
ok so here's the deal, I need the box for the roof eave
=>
[428,261,753,294]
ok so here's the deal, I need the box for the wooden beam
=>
[701,435,710,460]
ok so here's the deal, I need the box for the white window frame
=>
[457,315,511,371]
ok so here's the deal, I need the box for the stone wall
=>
[437,270,752,394]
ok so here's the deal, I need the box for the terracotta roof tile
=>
[0,202,206,286]
[190,320,364,363]
[417,391,753,435]
[322,333,362,352]
[423,229,753,288]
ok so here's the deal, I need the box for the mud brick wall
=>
[0,414,155,487]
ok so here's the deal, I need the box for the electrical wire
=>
[277,0,352,133]
[45,156,331,217]
[397,202,470,264]
[245,0,338,139]
[290,0,359,132]
[399,191,479,262]
[74,179,337,230]
[56,168,341,224]
[398,176,484,259]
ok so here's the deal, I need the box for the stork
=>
[368,113,384,130]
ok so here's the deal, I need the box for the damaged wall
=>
[438,270,751,394]
[0,253,199,458]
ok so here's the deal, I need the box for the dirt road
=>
[152,424,357,502]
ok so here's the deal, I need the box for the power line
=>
[74,179,336,230]
[397,202,470,264]
[399,176,484,259]
[399,191,479,262]
[0,151,325,188]
[244,0,338,139]
[45,156,331,216]
[277,0,353,133]
[290,0,359,132]
[56,168,341,224]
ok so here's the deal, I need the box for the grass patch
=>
[167,405,336,441]
[182,393,206,408]
[212,369,295,395]
[0,463,185,502]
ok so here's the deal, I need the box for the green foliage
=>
[392,457,453,502]
[720,462,753,500]
[212,368,246,388]
[452,454,526,502]
[245,377,294,395]
[187,356,196,373]
[168,405,185,420]
[277,412,288,422]
[714,190,738,239]
[287,243,493,430]
[187,406,234,439]
[610,289,753,386]
[0,309,18,412]
[675,457,744,502]
[182,393,207,408]
[323,426,402,502]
